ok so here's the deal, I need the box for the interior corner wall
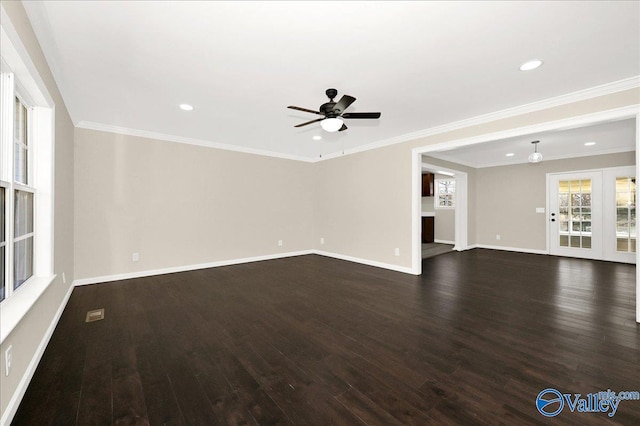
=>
[313,145,413,268]
[0,1,75,421]
[475,151,636,251]
[73,128,314,281]
[313,89,638,270]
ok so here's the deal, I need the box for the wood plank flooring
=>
[12,250,640,425]
[421,243,454,259]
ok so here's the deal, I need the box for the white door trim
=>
[548,170,603,260]
[636,112,640,323]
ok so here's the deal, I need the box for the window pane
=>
[14,190,34,237]
[570,236,581,248]
[436,179,455,208]
[617,238,629,252]
[559,235,569,247]
[14,236,33,290]
[0,187,4,301]
[14,145,28,184]
[14,97,28,185]
[0,186,5,242]
[0,245,5,302]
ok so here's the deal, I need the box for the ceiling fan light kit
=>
[288,88,381,133]
[320,117,344,132]
[528,140,543,163]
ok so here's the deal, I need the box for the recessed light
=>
[519,59,543,71]
[505,153,515,157]
[179,103,194,111]
[312,135,322,141]
[584,141,596,146]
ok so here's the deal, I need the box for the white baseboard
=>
[1,282,74,426]
[74,249,419,287]
[313,250,417,275]
[472,244,548,255]
[73,250,315,286]
[434,239,455,244]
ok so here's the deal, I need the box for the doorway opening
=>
[419,161,466,260]
[411,106,639,324]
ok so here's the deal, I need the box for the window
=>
[1,16,55,341]
[0,186,5,302]
[1,83,36,300]
[615,176,636,253]
[435,179,455,209]
[13,96,35,291]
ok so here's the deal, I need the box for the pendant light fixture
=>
[528,140,543,163]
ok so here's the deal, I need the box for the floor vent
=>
[85,308,105,322]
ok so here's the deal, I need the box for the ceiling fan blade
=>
[288,105,324,115]
[338,123,348,132]
[294,118,324,128]
[342,112,381,119]
[332,95,356,114]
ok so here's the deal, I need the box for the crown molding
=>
[318,76,640,162]
[432,146,636,169]
[76,77,638,163]
[75,121,315,163]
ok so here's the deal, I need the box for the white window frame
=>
[434,178,456,210]
[11,95,36,292]
[0,12,55,344]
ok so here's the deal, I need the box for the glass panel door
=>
[550,172,602,260]
[558,179,593,249]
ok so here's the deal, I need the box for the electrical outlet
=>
[5,345,12,376]
[132,252,139,262]
[394,248,400,256]
[320,237,325,245]
[278,240,283,247]
[496,234,501,240]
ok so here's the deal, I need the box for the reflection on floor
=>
[422,243,454,259]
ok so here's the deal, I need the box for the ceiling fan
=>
[288,88,381,132]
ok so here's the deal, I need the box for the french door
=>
[549,166,636,263]
[549,172,602,259]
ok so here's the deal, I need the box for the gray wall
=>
[313,145,411,265]
[475,151,635,250]
[74,128,314,280]
[314,89,638,268]
[421,197,434,213]
[0,1,75,419]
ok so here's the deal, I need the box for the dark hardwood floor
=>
[12,250,640,425]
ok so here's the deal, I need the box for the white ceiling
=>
[22,1,640,161]
[427,118,637,168]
